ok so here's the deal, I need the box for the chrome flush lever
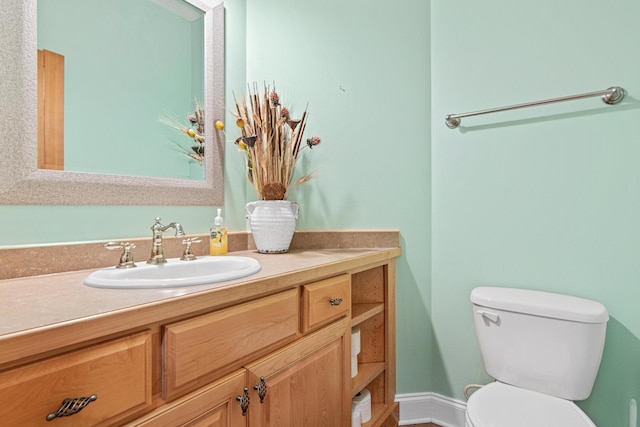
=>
[477,309,500,325]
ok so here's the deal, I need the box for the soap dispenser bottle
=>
[210,208,228,255]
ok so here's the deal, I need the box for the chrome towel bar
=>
[445,86,625,129]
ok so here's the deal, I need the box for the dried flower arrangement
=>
[232,83,322,200]
[161,102,209,164]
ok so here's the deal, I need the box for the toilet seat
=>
[466,382,596,427]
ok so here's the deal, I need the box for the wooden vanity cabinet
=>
[158,281,352,427]
[0,254,398,427]
[150,263,397,427]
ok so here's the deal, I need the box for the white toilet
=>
[466,286,609,427]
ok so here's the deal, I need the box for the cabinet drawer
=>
[302,274,351,333]
[164,288,299,398]
[0,331,152,427]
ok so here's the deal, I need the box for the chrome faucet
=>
[148,217,185,264]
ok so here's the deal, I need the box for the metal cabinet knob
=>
[253,376,267,403]
[236,387,250,416]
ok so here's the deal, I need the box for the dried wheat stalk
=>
[233,83,317,200]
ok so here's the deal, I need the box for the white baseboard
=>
[396,392,467,427]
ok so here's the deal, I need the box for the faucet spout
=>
[162,221,185,236]
[148,217,186,264]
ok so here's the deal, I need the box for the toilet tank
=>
[471,287,609,401]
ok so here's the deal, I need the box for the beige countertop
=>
[0,248,398,337]
[0,232,401,367]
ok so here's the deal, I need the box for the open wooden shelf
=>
[350,262,396,426]
[351,362,385,397]
[362,402,398,427]
[352,303,384,327]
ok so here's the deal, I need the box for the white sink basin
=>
[84,256,262,289]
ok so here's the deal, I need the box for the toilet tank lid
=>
[470,287,609,323]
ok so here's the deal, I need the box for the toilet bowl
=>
[465,382,596,427]
[466,287,608,427]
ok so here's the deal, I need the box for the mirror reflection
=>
[37,0,206,180]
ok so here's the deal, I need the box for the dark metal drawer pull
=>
[46,394,97,421]
[329,298,343,306]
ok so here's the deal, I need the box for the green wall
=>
[242,0,432,395]
[4,0,639,425]
[431,0,640,425]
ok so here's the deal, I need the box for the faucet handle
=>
[180,237,202,261]
[105,241,137,269]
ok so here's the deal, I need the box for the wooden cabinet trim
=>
[245,317,349,376]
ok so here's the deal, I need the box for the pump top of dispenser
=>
[214,208,224,226]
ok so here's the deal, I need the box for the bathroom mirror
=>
[37,0,208,181]
[0,0,224,205]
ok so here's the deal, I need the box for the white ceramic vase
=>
[245,200,299,254]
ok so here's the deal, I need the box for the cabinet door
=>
[245,319,350,427]
[127,370,246,427]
